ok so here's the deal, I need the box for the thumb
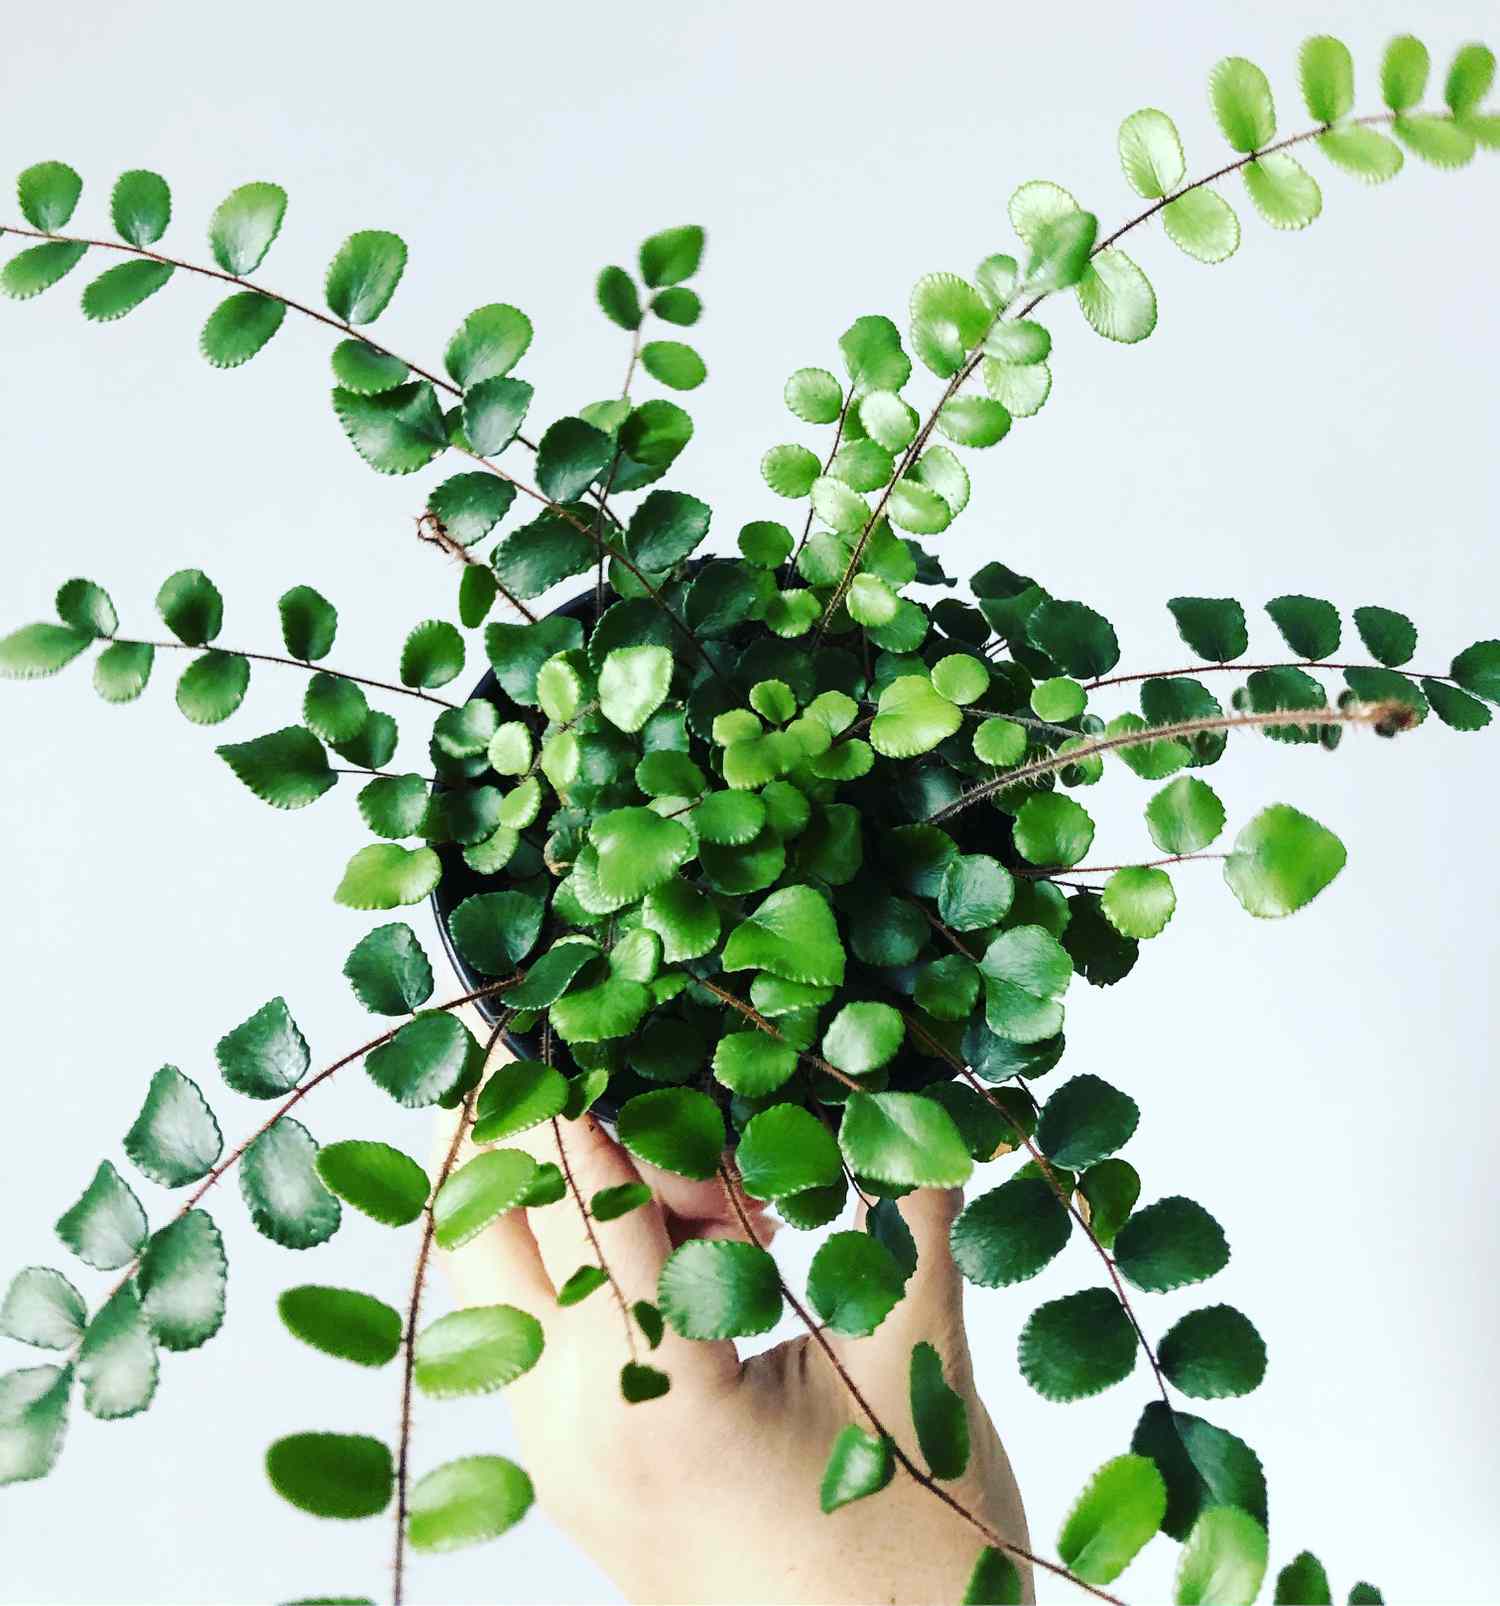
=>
[849,1186,970,1381]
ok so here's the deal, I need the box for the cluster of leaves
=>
[3,27,1498,1606]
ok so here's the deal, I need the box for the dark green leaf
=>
[1027,599,1119,678]
[330,339,409,395]
[334,382,448,475]
[492,508,595,599]
[1018,1288,1136,1401]
[1351,605,1416,666]
[278,1285,402,1367]
[365,1011,474,1108]
[1276,1553,1332,1606]
[1424,677,1491,730]
[82,259,174,322]
[1265,595,1339,659]
[175,649,249,725]
[445,304,533,389]
[1038,1074,1138,1168]
[124,1066,223,1186]
[657,1238,782,1339]
[1168,598,1248,663]
[325,231,406,325]
[156,569,222,645]
[0,1365,71,1485]
[592,1182,652,1222]
[279,585,337,661]
[617,1088,724,1180]
[950,1176,1069,1287]
[92,640,153,703]
[216,996,308,1098]
[221,727,334,809]
[240,1119,341,1249]
[1,240,88,300]
[558,1265,609,1306]
[620,1361,671,1402]
[433,1149,537,1250]
[962,1548,1023,1605]
[266,1432,393,1519]
[639,224,704,288]
[448,891,544,976]
[807,1232,905,1336]
[628,489,712,570]
[737,1104,841,1199]
[315,1140,429,1227]
[200,291,286,367]
[55,1161,145,1271]
[1159,1305,1266,1399]
[537,416,614,501]
[1450,640,1500,702]
[1079,1159,1140,1251]
[911,1340,970,1477]
[18,160,82,230]
[596,265,641,329]
[343,924,433,1015]
[472,1060,568,1144]
[652,286,701,325]
[0,623,92,680]
[1115,1196,1229,1292]
[428,473,515,547]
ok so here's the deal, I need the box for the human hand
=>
[434,1038,1032,1606]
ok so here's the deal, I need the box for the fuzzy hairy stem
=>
[714,1167,1124,1606]
[1084,657,1456,692]
[142,637,458,708]
[927,699,1412,823]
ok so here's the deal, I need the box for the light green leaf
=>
[1176,1508,1269,1606]
[1396,111,1477,167]
[887,477,953,535]
[1058,1454,1167,1585]
[1024,211,1098,294]
[820,1425,894,1512]
[1102,866,1176,939]
[473,1060,568,1144]
[1299,36,1354,122]
[335,843,442,912]
[973,717,1027,766]
[81,259,174,322]
[810,473,868,535]
[641,339,706,390]
[911,1340,969,1477]
[639,224,704,288]
[1,240,88,300]
[53,577,115,637]
[737,1105,840,1199]
[1145,775,1226,855]
[325,231,405,325]
[823,1002,905,1076]
[433,1149,538,1250]
[240,1119,341,1249]
[445,303,533,389]
[92,639,154,703]
[1381,34,1429,111]
[761,442,821,498]
[1244,153,1322,229]
[712,1031,799,1097]
[658,1239,782,1339]
[870,674,962,758]
[278,1285,402,1367]
[1224,804,1345,918]
[1447,43,1495,116]
[18,160,82,230]
[1162,189,1241,264]
[938,396,1011,447]
[722,884,845,987]
[55,1161,145,1271]
[0,1268,86,1350]
[130,1211,228,1354]
[266,1432,393,1520]
[1317,125,1404,183]
[839,1092,972,1188]
[598,644,672,732]
[200,290,286,367]
[175,650,249,725]
[316,1140,429,1226]
[1077,250,1156,343]
[909,272,992,378]
[979,924,1073,1044]
[1119,109,1186,197]
[1451,639,1500,701]
[0,1365,71,1485]
[1116,1195,1229,1291]
[1210,57,1276,151]
[78,1284,157,1420]
[1019,1287,1136,1401]
[785,366,843,423]
[331,338,409,395]
[0,622,92,680]
[123,1066,222,1186]
[408,1454,534,1552]
[839,314,912,396]
[414,1305,543,1398]
[208,181,286,274]
[1014,793,1094,867]
[334,381,447,475]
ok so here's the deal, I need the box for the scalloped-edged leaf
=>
[658,1238,782,1339]
[365,1011,474,1109]
[217,996,308,1099]
[1243,153,1321,229]
[448,889,544,976]
[1019,1287,1135,1401]
[123,1066,222,1186]
[1162,189,1241,264]
[640,339,706,390]
[1424,677,1491,730]
[1300,36,1355,123]
[951,1176,1069,1288]
[408,1454,534,1553]
[1168,597,1248,662]
[200,290,286,367]
[110,169,170,246]
[1381,34,1429,112]
[639,224,704,289]
[240,1119,341,1249]
[325,230,406,325]
[51,578,113,639]
[175,650,249,725]
[334,381,447,475]
[266,1432,393,1519]
[1038,1074,1139,1168]
[315,1140,429,1227]
[617,1087,724,1180]
[55,1162,145,1271]
[1059,1453,1167,1586]
[136,1209,227,1352]
[1,1269,85,1350]
[159,569,225,648]
[217,726,335,809]
[1076,249,1156,343]
[276,585,336,661]
[0,1364,71,1484]
[278,1285,402,1367]
[82,259,174,322]
[445,303,533,389]
[433,1149,537,1250]
[982,357,1052,418]
[1145,774,1226,856]
[1210,57,1276,151]
[77,1284,157,1420]
[1176,1508,1268,1606]
[331,339,409,395]
[1317,125,1404,183]
[839,1092,972,1188]
[737,1105,841,1200]
[722,884,845,987]
[472,1060,568,1144]
[1224,804,1345,918]
[18,160,82,230]
[1116,1196,1229,1292]
[414,1306,544,1398]
[0,622,92,680]
[1159,1305,1267,1399]
[90,640,152,703]
[1265,594,1340,658]
[761,442,821,499]
[335,843,442,910]
[909,272,992,378]
[1131,1400,1267,1541]
[1024,211,1098,294]
[208,181,286,274]
[1,241,88,300]
[1275,1552,1332,1605]
[1395,113,1476,167]
[784,366,842,424]
[1119,108,1185,198]
[596,264,641,329]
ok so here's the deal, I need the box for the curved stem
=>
[1085,658,1455,693]
[817,107,1406,634]
[928,699,1412,824]
[141,638,457,708]
[1018,851,1225,878]
[714,1168,1124,1606]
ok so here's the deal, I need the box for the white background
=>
[1,2,1496,1602]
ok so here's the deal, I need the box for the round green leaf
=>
[315,1140,429,1227]
[599,645,673,732]
[658,1239,782,1339]
[939,854,1015,932]
[123,1067,222,1187]
[175,650,249,725]
[1115,1196,1229,1292]
[335,844,442,910]
[92,640,154,703]
[216,996,308,1099]
[1018,1288,1136,1401]
[278,1286,402,1367]
[1119,108,1186,198]
[343,924,433,1015]
[472,1060,568,1144]
[448,891,544,976]
[838,1092,972,1189]
[870,675,963,759]
[1077,250,1156,344]
[640,339,705,390]
[761,443,821,498]
[208,181,285,274]
[1161,189,1241,264]
[823,1002,905,1076]
[365,1011,474,1109]
[18,160,82,230]
[617,1088,724,1181]
[785,366,842,424]
[722,884,845,988]
[1382,33,1429,111]
[1159,1305,1267,1400]
[1028,599,1118,678]
[1243,153,1322,230]
[200,291,286,367]
[240,1120,341,1249]
[267,1433,393,1520]
[278,585,337,661]
[413,1306,543,1398]
[1037,1074,1139,1169]
[325,231,406,326]
[1210,57,1276,152]
[737,1105,841,1200]
[1014,794,1095,868]
[1223,804,1345,918]
[950,1176,1069,1288]
[1299,35,1354,122]
[433,1150,538,1250]
[0,1269,85,1350]
[1101,866,1176,939]
[974,717,1026,766]
[803,1232,904,1339]
[408,1455,534,1553]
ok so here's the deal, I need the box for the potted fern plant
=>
[2,28,1496,1606]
